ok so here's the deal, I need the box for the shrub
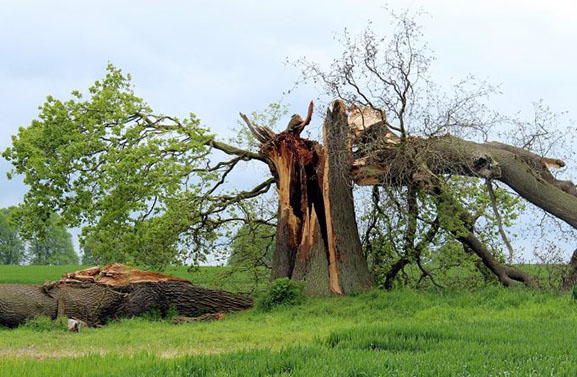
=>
[164,305,179,321]
[256,278,305,312]
[572,285,577,302]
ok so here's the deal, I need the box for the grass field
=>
[0,265,576,376]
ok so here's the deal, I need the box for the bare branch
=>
[303,101,314,127]
[239,113,276,143]
[207,139,264,162]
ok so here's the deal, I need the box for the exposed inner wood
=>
[265,133,337,294]
[322,116,344,295]
[322,162,344,295]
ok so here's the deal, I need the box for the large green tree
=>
[3,64,270,269]
[0,207,26,265]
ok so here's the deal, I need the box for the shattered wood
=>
[246,100,374,296]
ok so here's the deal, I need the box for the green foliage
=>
[140,308,164,322]
[0,207,26,264]
[165,304,179,321]
[573,285,577,302]
[362,175,526,289]
[256,278,305,311]
[441,176,524,257]
[79,236,112,265]
[28,214,78,265]
[228,222,275,267]
[3,64,218,268]
[21,316,68,332]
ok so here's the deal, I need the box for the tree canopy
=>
[3,64,273,268]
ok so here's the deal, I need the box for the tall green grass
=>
[2,319,577,377]
[1,286,576,376]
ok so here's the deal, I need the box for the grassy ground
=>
[0,266,576,376]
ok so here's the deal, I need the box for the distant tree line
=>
[0,207,78,265]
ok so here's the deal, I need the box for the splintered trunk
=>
[247,102,374,295]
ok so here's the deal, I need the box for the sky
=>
[1,0,577,260]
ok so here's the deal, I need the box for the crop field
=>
[1,266,576,376]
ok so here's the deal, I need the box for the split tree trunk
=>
[0,264,252,328]
[246,102,374,295]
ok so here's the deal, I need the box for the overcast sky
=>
[1,0,576,259]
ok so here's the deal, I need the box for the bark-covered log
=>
[0,264,253,328]
[0,284,59,328]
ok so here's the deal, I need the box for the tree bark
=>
[0,264,252,328]
[321,101,376,294]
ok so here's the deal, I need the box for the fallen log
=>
[0,264,253,328]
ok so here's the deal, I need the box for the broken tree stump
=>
[243,101,375,296]
[0,264,253,328]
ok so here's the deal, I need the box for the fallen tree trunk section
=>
[352,134,577,230]
[0,264,253,328]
